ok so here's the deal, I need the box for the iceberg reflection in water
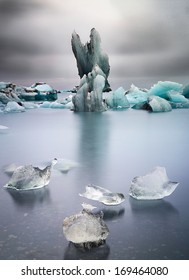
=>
[0,108,189,259]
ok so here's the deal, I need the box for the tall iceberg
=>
[71,28,110,92]
[71,29,111,112]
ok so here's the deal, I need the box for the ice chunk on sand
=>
[4,101,25,113]
[105,87,130,109]
[79,184,125,205]
[129,166,179,200]
[63,209,109,247]
[148,96,172,112]
[4,159,57,190]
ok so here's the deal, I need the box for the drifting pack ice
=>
[4,159,57,191]
[129,166,179,200]
[79,184,125,206]
[71,28,111,112]
[63,209,109,247]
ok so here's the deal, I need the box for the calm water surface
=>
[0,108,189,259]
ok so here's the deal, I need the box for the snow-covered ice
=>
[4,101,25,113]
[63,209,109,246]
[79,184,125,205]
[129,166,179,200]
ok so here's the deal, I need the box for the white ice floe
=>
[129,166,179,200]
[63,209,109,246]
[4,159,57,191]
[79,184,125,205]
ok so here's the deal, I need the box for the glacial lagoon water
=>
[0,107,189,259]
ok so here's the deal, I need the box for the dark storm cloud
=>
[0,0,189,81]
[0,0,42,16]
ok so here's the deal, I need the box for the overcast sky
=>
[0,0,189,88]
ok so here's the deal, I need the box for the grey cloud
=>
[0,0,189,82]
[0,0,42,16]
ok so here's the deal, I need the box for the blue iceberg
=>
[105,87,130,109]
[148,81,183,99]
[126,84,148,105]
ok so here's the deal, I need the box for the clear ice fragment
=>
[79,184,125,205]
[4,159,57,190]
[129,166,179,200]
[63,209,109,246]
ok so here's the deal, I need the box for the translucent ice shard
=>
[129,166,179,200]
[63,209,109,247]
[81,202,97,211]
[79,184,125,205]
[105,87,130,109]
[4,159,57,190]
[53,158,79,173]
[148,96,172,112]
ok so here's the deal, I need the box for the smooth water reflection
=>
[0,108,189,259]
